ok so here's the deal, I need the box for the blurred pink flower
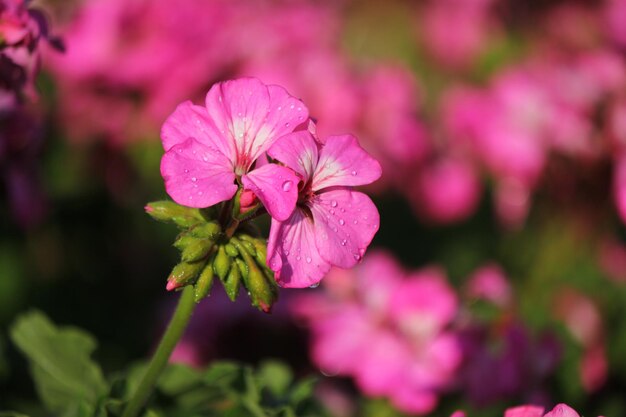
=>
[455,403,603,417]
[292,251,461,414]
[604,0,626,49]
[160,78,306,220]
[418,0,500,68]
[465,263,512,308]
[47,0,235,144]
[267,129,381,288]
[412,157,481,224]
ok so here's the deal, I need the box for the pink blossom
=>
[454,403,602,417]
[412,157,481,224]
[160,78,307,220]
[292,252,461,414]
[266,129,381,288]
[418,0,500,68]
[465,263,512,308]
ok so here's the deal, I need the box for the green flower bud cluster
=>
[145,201,278,313]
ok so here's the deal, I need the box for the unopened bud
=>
[239,235,270,272]
[181,238,214,263]
[194,263,215,302]
[232,238,277,313]
[239,190,258,212]
[223,262,241,301]
[189,222,221,239]
[145,201,203,228]
[166,261,205,291]
[224,243,239,257]
[213,245,232,281]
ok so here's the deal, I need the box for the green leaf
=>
[157,364,203,396]
[9,311,108,415]
[0,412,31,417]
[257,361,292,397]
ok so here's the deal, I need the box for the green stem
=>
[122,286,197,417]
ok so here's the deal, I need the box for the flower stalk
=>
[121,286,197,417]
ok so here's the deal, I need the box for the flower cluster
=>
[292,251,461,414]
[452,403,604,417]
[148,77,381,310]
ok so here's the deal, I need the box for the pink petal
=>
[204,78,309,169]
[504,405,545,417]
[267,209,331,288]
[310,189,379,269]
[312,134,382,191]
[390,385,438,415]
[205,78,270,164]
[242,164,299,221]
[160,101,230,158]
[268,130,319,182]
[264,83,310,143]
[160,138,237,208]
[543,404,581,417]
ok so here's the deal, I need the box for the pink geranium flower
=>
[160,77,308,220]
[292,251,461,414]
[455,403,603,417]
[266,129,381,287]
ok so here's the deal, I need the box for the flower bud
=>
[181,238,214,263]
[223,262,241,301]
[213,245,232,281]
[145,201,203,228]
[232,238,278,313]
[194,263,215,302]
[189,221,221,239]
[166,261,205,291]
[224,243,239,257]
[239,235,270,271]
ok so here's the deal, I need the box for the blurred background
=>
[2,0,626,415]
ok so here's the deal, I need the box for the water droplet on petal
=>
[353,220,358,225]
[332,227,338,232]
[309,283,320,289]
[296,256,301,261]
[191,177,197,182]
[340,239,347,246]
[330,200,338,207]
[306,257,312,263]
[351,170,357,176]
[282,180,293,191]
[339,219,345,226]
[353,254,361,261]
[184,169,189,173]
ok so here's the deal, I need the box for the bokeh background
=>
[2,0,626,415]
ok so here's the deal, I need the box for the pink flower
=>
[465,263,512,308]
[160,78,307,220]
[265,129,381,287]
[412,157,481,224]
[455,403,602,417]
[292,252,461,414]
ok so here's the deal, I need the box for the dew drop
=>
[284,250,290,256]
[191,177,197,182]
[353,254,361,261]
[332,227,338,232]
[198,191,203,196]
[340,239,347,246]
[330,200,338,207]
[285,122,290,127]
[296,256,301,261]
[282,180,293,191]
[353,220,358,225]
[306,257,312,263]
[351,170,357,176]
[184,169,189,173]
[290,104,295,109]
[339,219,345,226]
[309,283,320,289]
